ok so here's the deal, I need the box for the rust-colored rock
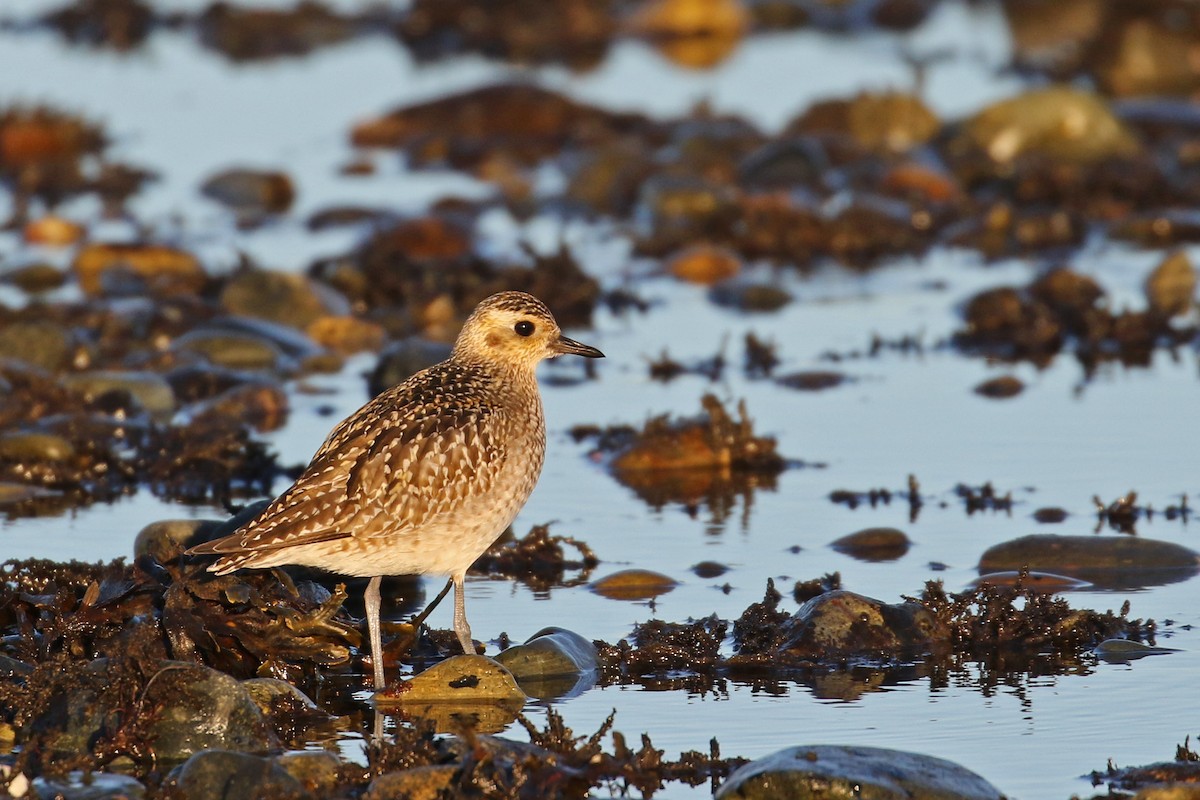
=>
[73,243,206,296]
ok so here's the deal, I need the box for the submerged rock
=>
[957,86,1139,165]
[589,569,678,601]
[201,168,296,215]
[219,268,347,330]
[715,744,1006,799]
[829,527,911,562]
[1145,250,1196,318]
[979,534,1200,588]
[377,655,525,734]
[167,750,306,800]
[73,243,206,297]
[495,627,598,699]
[63,370,176,415]
[778,590,947,661]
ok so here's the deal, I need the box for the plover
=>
[188,291,604,689]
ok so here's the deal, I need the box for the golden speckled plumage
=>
[187,291,604,688]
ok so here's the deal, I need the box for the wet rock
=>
[495,627,598,699]
[201,168,295,215]
[1145,250,1196,318]
[708,280,792,312]
[398,0,615,71]
[777,590,947,661]
[0,431,76,463]
[974,375,1023,399]
[692,560,730,578]
[879,162,962,204]
[64,370,176,415]
[1092,9,1200,97]
[715,744,1005,799]
[43,0,154,51]
[380,654,525,704]
[219,268,348,330]
[776,370,847,391]
[145,662,276,762]
[133,519,219,563]
[0,481,59,506]
[667,243,742,284]
[172,329,288,372]
[197,2,358,61]
[1003,0,1103,76]
[829,527,910,562]
[276,750,342,796]
[167,750,306,800]
[26,658,275,765]
[1094,638,1180,661]
[0,319,74,371]
[979,534,1200,588]
[627,0,749,38]
[188,382,290,432]
[31,771,146,800]
[242,677,322,716]
[73,243,206,297]
[785,91,940,154]
[1,262,68,294]
[1033,506,1069,523]
[377,655,525,733]
[365,765,457,800]
[23,214,86,246]
[957,86,1139,165]
[306,315,386,355]
[242,678,343,745]
[627,0,749,70]
[0,106,105,201]
[968,571,1092,592]
[590,569,678,601]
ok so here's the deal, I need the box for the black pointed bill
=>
[552,334,605,359]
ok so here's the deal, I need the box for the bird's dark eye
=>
[514,320,535,337]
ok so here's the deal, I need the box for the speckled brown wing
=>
[190,362,506,571]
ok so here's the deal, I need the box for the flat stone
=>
[495,627,598,699]
[715,745,1005,800]
[167,750,306,800]
[979,534,1200,588]
[64,370,176,415]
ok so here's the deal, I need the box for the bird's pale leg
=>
[364,575,386,690]
[452,571,475,653]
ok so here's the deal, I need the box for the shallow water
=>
[2,4,1199,798]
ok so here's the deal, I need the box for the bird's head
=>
[453,291,604,370]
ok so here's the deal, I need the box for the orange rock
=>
[628,0,749,38]
[306,315,386,354]
[23,215,85,247]
[880,163,961,203]
[73,243,206,296]
[667,243,742,284]
[0,109,101,167]
[590,569,678,601]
